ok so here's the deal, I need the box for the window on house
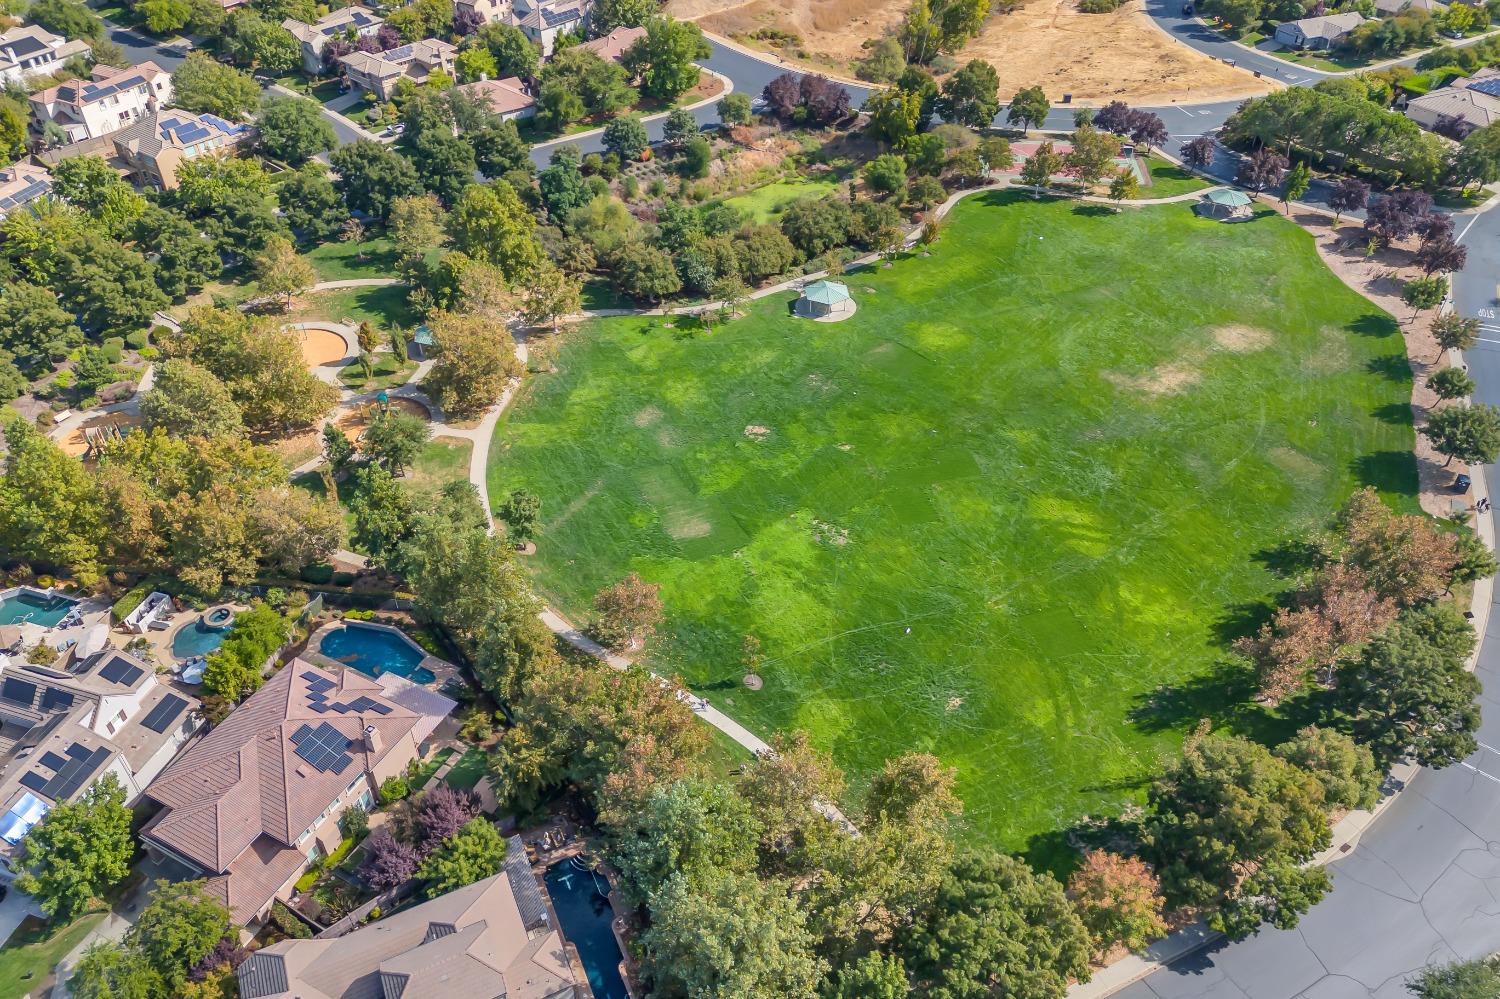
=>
[106,722,115,734]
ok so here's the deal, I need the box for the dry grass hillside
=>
[668,0,1274,104]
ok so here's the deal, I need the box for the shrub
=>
[125,330,149,350]
[1078,0,1122,10]
[300,564,335,585]
[270,900,311,939]
[379,775,411,804]
[102,337,125,363]
[111,584,154,622]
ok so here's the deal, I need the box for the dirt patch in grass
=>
[634,405,664,427]
[1213,325,1273,352]
[1106,363,1201,396]
[669,0,906,66]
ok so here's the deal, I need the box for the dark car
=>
[1182,2,1195,13]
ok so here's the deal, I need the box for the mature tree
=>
[248,485,346,572]
[609,778,760,907]
[15,775,133,921]
[1065,124,1120,187]
[361,410,429,476]
[1068,850,1169,960]
[538,156,590,219]
[519,262,582,333]
[1144,734,1333,937]
[447,180,540,280]
[1237,146,1287,191]
[780,196,852,258]
[414,785,482,854]
[864,85,925,145]
[170,54,261,120]
[864,153,908,196]
[472,118,532,180]
[349,464,418,559]
[1430,366,1477,402]
[719,91,753,125]
[1007,85,1051,131]
[0,281,81,363]
[125,880,231,993]
[221,9,300,71]
[471,21,540,78]
[593,0,656,30]
[734,730,846,878]
[1340,604,1479,768]
[253,234,318,308]
[733,224,798,281]
[1424,403,1500,466]
[1329,176,1371,224]
[900,0,991,62]
[419,817,507,896]
[538,47,633,127]
[132,206,222,298]
[639,868,826,998]
[937,59,1000,127]
[27,0,105,42]
[386,0,452,39]
[592,572,664,651]
[1126,110,1169,153]
[70,942,163,999]
[1019,141,1063,193]
[0,420,106,577]
[610,242,682,301]
[361,828,421,891]
[1454,122,1500,191]
[140,360,243,439]
[603,114,650,161]
[405,129,478,207]
[1416,237,1468,276]
[1181,134,1217,170]
[662,107,699,149]
[330,141,423,221]
[51,239,168,339]
[423,310,522,417]
[256,96,336,165]
[1366,189,1435,246]
[1275,726,1382,812]
[1409,957,1500,999]
[904,850,1091,999]
[624,16,710,101]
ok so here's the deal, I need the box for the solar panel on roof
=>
[64,742,90,760]
[290,724,315,746]
[98,657,133,684]
[370,703,392,715]
[39,751,67,772]
[140,694,187,734]
[1469,78,1500,98]
[309,703,329,713]
[39,688,73,713]
[331,755,352,775]
[42,746,109,800]
[18,771,47,793]
[1,677,36,707]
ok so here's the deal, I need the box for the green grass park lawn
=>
[723,177,842,223]
[489,191,1418,866]
[0,911,106,999]
[1142,155,1211,198]
[407,436,473,492]
[289,286,418,332]
[302,238,400,283]
[443,747,489,790]
[337,353,416,392]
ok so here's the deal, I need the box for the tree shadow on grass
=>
[1372,402,1414,425]
[1350,312,1402,339]
[1251,538,1326,579]
[1351,450,1421,499]
[1071,203,1115,218]
[1126,656,1285,744]
[1365,353,1414,383]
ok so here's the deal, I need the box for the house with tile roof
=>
[576,25,644,64]
[140,660,455,926]
[0,161,53,218]
[238,853,579,999]
[455,0,516,27]
[283,5,386,75]
[457,76,536,120]
[1273,12,1367,49]
[515,0,590,57]
[0,24,92,87]
[112,107,252,189]
[0,646,202,876]
[338,38,458,101]
[29,61,172,144]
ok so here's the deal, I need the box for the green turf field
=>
[488,191,1417,861]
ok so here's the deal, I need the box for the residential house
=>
[1405,67,1500,135]
[577,25,645,64]
[515,0,590,57]
[0,161,53,218]
[457,75,536,119]
[455,0,514,27]
[283,5,386,75]
[237,860,579,999]
[29,61,173,144]
[338,38,458,101]
[0,647,202,876]
[139,661,455,926]
[1373,0,1443,14]
[0,24,91,87]
[112,108,252,189]
[1273,12,1367,49]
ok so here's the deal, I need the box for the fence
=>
[316,881,419,939]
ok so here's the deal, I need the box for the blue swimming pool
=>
[545,859,629,999]
[319,623,436,684]
[171,618,233,660]
[0,590,77,628]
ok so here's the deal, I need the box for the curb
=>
[529,65,733,153]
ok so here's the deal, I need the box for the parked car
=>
[1182,2,1194,14]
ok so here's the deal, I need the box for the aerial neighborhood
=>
[3,0,1500,994]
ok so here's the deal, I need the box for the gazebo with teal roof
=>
[1194,188,1254,221]
[796,279,854,319]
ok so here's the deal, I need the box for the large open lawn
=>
[489,192,1417,861]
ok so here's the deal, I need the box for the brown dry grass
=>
[671,0,1273,105]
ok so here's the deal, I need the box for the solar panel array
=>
[383,43,415,61]
[1,677,37,708]
[1468,78,1500,99]
[98,656,144,687]
[80,71,151,103]
[0,178,48,212]
[20,742,110,801]
[140,694,188,734]
[290,722,353,774]
[301,670,392,716]
[200,114,248,136]
[39,688,74,712]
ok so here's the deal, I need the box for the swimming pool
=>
[318,623,436,684]
[0,589,78,628]
[545,859,629,999]
[171,618,233,660]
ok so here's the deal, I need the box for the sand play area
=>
[58,411,142,458]
[294,324,353,368]
[669,0,1272,104]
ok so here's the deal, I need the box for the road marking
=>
[1472,337,1500,346]
[1478,742,1500,755]
[1458,212,1483,244]
[1461,761,1500,785]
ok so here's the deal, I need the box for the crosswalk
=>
[1460,741,1500,784]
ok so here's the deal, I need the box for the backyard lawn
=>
[0,912,106,999]
[489,192,1418,864]
[443,747,488,791]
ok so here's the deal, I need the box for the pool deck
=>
[0,585,110,654]
[304,619,459,690]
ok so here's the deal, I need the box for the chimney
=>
[364,724,381,755]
